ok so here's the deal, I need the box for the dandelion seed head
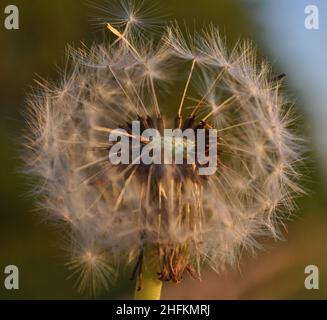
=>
[24,0,305,293]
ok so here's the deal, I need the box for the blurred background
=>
[0,0,326,299]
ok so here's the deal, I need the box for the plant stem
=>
[134,247,163,300]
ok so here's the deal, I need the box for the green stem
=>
[134,247,163,300]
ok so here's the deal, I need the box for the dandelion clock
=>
[24,0,304,299]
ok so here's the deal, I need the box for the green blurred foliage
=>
[0,0,326,300]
